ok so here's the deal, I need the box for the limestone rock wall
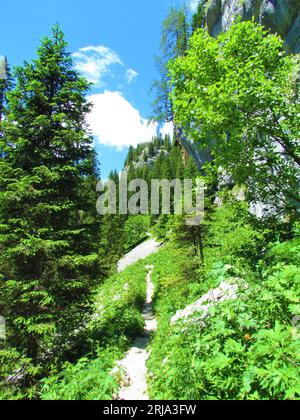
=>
[206,0,300,53]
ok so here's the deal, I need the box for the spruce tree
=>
[99,170,126,266]
[184,157,200,180]
[0,26,102,362]
[152,6,189,123]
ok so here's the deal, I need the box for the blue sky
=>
[0,0,199,178]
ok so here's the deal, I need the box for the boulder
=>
[171,280,239,325]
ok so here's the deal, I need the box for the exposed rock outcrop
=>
[171,280,239,325]
[206,0,300,53]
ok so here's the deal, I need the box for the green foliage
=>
[99,135,189,264]
[265,235,300,267]
[123,216,150,251]
[1,13,299,403]
[170,21,300,215]
[87,260,147,344]
[125,135,179,181]
[99,170,127,267]
[40,347,121,400]
[146,243,204,321]
[0,347,35,400]
[152,215,172,240]
[147,202,300,400]
[39,252,149,400]
[152,6,189,122]
[205,199,265,268]
[0,26,102,370]
[124,134,201,242]
[1,252,147,400]
[192,0,208,32]
[152,260,300,400]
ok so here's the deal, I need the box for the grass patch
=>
[88,260,147,344]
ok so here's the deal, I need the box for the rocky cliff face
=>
[206,0,300,53]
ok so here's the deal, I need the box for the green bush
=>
[148,258,299,400]
[39,258,148,400]
[147,204,300,400]
[40,347,121,400]
[0,347,40,400]
[123,216,150,251]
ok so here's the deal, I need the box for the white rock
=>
[171,281,239,325]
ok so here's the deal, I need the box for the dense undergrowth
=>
[146,201,300,400]
[2,196,299,401]
[39,261,147,400]
[40,347,122,400]
[39,201,300,401]
[1,4,299,402]
[0,261,147,400]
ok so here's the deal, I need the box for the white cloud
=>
[190,0,200,13]
[73,46,123,87]
[126,68,138,84]
[87,91,158,149]
[73,46,139,87]
[159,121,174,139]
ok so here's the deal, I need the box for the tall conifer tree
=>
[0,26,102,361]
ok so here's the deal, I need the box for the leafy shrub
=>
[147,204,300,400]
[149,259,300,400]
[0,347,38,400]
[39,258,148,400]
[205,200,265,267]
[40,347,121,400]
[123,216,150,251]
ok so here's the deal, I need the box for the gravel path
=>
[116,265,157,401]
[117,238,161,273]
